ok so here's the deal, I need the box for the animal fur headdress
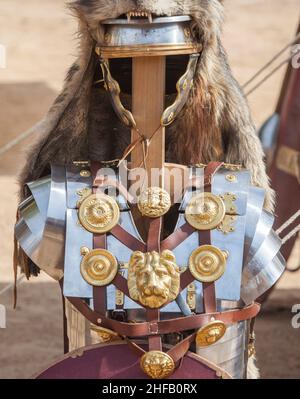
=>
[19,0,274,211]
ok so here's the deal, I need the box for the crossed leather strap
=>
[64,161,260,368]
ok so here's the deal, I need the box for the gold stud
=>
[138,187,171,218]
[226,174,237,183]
[140,351,175,379]
[80,246,90,256]
[196,320,227,347]
[80,170,91,178]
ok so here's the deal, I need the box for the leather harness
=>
[63,161,260,368]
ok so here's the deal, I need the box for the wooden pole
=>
[131,56,166,184]
[130,56,166,237]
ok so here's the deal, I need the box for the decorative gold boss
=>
[128,250,180,308]
[189,245,228,283]
[80,247,118,286]
[140,351,175,379]
[138,187,171,218]
[78,193,120,234]
[196,320,227,347]
[185,192,226,230]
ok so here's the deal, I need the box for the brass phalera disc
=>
[78,193,120,234]
[80,249,118,286]
[140,351,175,379]
[138,187,171,218]
[185,192,226,230]
[196,320,227,347]
[189,245,227,283]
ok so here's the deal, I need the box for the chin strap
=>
[99,53,200,129]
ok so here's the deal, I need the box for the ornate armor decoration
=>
[15,162,285,379]
[137,187,171,218]
[140,351,175,379]
[78,193,120,234]
[185,192,226,231]
[15,14,285,380]
[189,245,227,283]
[196,320,227,347]
[128,250,180,308]
[80,248,118,287]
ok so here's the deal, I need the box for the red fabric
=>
[270,67,300,260]
[36,344,221,380]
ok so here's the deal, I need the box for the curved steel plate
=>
[241,252,286,304]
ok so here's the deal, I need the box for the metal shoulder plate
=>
[15,165,66,280]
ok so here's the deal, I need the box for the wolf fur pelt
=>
[19,0,274,212]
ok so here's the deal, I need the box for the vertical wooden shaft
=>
[130,56,166,238]
[131,56,166,186]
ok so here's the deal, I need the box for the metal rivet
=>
[226,174,237,182]
[80,170,91,178]
[80,246,90,256]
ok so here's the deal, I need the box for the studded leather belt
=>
[63,291,260,337]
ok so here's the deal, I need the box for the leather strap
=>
[147,217,162,252]
[147,309,162,351]
[92,234,107,314]
[90,162,102,184]
[124,332,196,366]
[92,169,108,314]
[204,162,224,186]
[200,162,223,313]
[113,272,130,298]
[200,229,216,313]
[146,217,163,351]
[202,282,217,313]
[64,295,260,337]
[110,224,146,252]
[180,269,195,291]
[160,222,195,251]
[167,332,196,364]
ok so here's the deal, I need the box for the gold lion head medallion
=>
[196,320,227,347]
[141,351,175,379]
[78,193,120,234]
[189,245,227,283]
[185,192,225,230]
[138,187,171,218]
[128,250,180,309]
[80,248,118,286]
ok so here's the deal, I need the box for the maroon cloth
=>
[35,344,222,380]
[270,67,300,261]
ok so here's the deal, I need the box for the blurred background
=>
[0,0,299,379]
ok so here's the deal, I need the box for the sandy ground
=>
[0,0,299,379]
